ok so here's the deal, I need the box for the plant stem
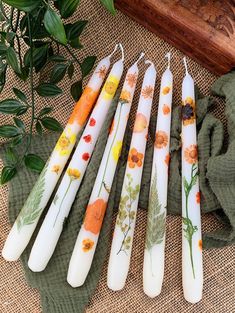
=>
[64,45,82,67]
[53,180,72,227]
[14,9,20,32]
[9,7,14,31]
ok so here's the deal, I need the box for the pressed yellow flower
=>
[103,75,119,100]
[162,86,171,95]
[82,238,95,252]
[67,168,81,180]
[55,128,76,156]
[120,90,131,103]
[112,141,123,162]
[51,165,61,174]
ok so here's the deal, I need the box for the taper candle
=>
[143,53,173,298]
[27,44,124,272]
[107,60,157,291]
[67,53,144,288]
[181,57,203,303]
[2,45,119,262]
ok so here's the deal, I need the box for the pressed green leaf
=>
[24,153,45,173]
[14,117,25,130]
[67,63,74,79]
[0,99,23,114]
[0,125,20,138]
[35,121,43,135]
[38,107,53,117]
[0,166,17,185]
[41,117,63,131]
[44,8,67,45]
[100,0,116,15]
[70,80,82,101]
[6,47,21,74]
[36,83,62,97]
[50,63,67,84]
[81,56,96,78]
[59,0,80,18]
[65,20,87,40]
[13,88,27,103]
[49,55,66,62]
[3,0,42,12]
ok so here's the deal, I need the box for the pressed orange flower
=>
[96,65,107,79]
[196,191,201,204]
[155,131,168,149]
[163,104,171,115]
[198,239,203,251]
[84,199,107,234]
[82,238,95,252]
[51,165,61,174]
[126,72,138,88]
[165,153,170,166]
[184,145,198,164]
[68,86,99,126]
[133,113,147,133]
[128,148,144,168]
[67,168,81,180]
[120,90,131,103]
[162,86,171,95]
[142,85,154,99]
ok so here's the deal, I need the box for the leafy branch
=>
[183,163,198,279]
[0,0,102,184]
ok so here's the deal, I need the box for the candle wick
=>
[145,60,154,67]
[134,52,145,65]
[183,56,189,75]
[118,43,124,61]
[165,52,171,69]
[108,44,119,59]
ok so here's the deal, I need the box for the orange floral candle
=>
[181,57,203,303]
[143,53,173,298]
[27,45,124,272]
[2,45,119,263]
[107,61,157,291]
[67,53,144,288]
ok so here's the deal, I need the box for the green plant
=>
[0,0,112,184]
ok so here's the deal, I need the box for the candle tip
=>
[145,60,154,67]
[118,43,124,61]
[108,44,119,59]
[134,52,145,65]
[183,56,189,75]
[165,52,171,69]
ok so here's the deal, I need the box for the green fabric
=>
[1,71,235,313]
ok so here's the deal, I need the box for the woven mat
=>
[0,1,234,312]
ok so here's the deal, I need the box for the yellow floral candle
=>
[143,53,173,298]
[181,57,203,303]
[107,61,157,291]
[27,44,124,272]
[2,45,119,262]
[67,53,144,288]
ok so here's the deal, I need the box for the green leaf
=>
[100,0,116,15]
[6,47,21,74]
[50,63,67,84]
[24,45,48,70]
[81,56,96,78]
[70,80,82,101]
[13,88,28,103]
[69,37,83,49]
[41,117,63,131]
[67,63,74,79]
[65,20,87,40]
[59,0,80,18]
[35,121,43,135]
[0,166,17,185]
[16,106,28,116]
[24,153,45,173]
[0,61,7,93]
[44,8,67,45]
[3,0,42,12]
[36,83,62,97]
[5,147,18,165]
[0,42,7,57]
[38,107,53,117]
[15,66,29,81]
[0,125,20,138]
[14,117,25,130]
[49,55,66,62]
[10,135,23,146]
[0,99,23,114]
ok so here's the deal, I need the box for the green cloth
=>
[1,71,235,313]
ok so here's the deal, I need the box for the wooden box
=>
[116,0,235,75]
